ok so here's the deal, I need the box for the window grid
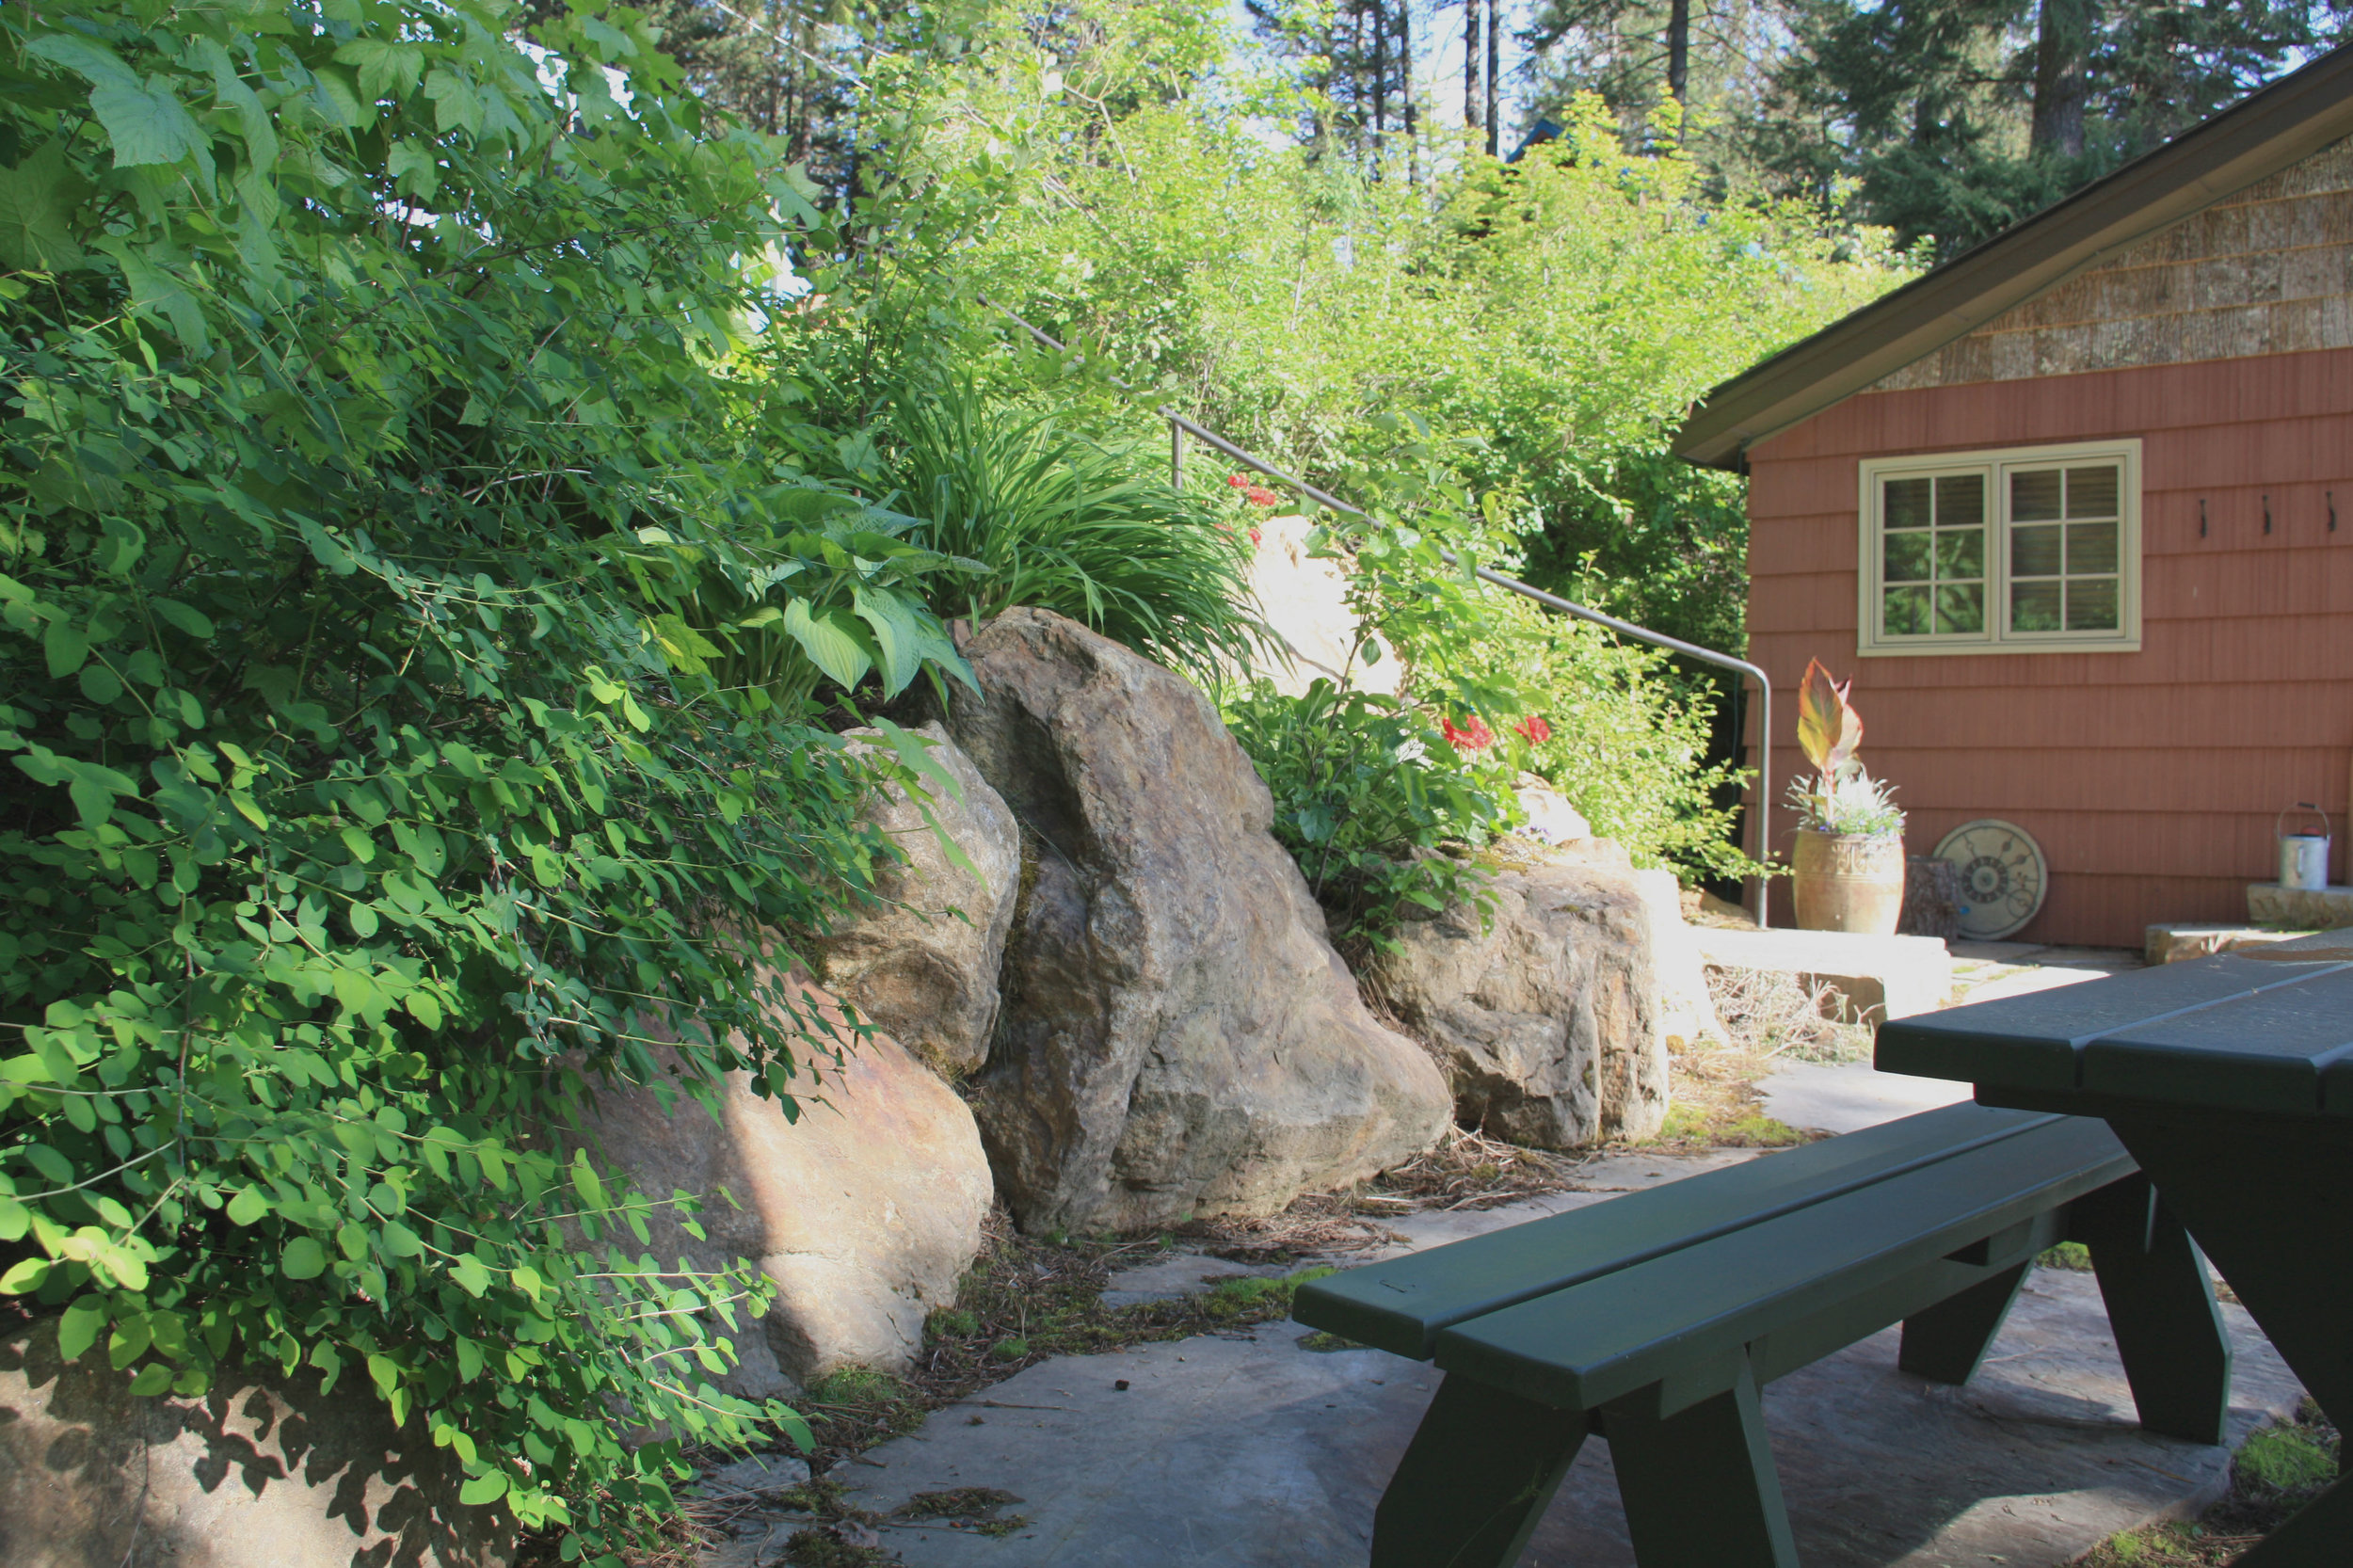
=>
[1858,442,2139,658]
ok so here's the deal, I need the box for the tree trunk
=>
[1400,0,1418,184]
[1465,0,1481,132]
[1484,0,1499,156]
[1667,0,1689,106]
[2030,0,2093,158]
[1372,0,1389,161]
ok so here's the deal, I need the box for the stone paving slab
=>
[754,1271,2297,1568]
[1762,1060,1975,1134]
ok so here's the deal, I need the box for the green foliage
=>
[1448,593,1752,878]
[890,378,1264,683]
[955,89,1910,652]
[0,0,972,1559]
[2235,1418,2339,1499]
[1226,678,1506,950]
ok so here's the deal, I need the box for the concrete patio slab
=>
[757,1270,2297,1568]
[1762,1060,1974,1134]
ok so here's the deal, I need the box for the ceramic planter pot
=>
[1791,828,1906,935]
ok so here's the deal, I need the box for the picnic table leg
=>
[1897,1259,2029,1384]
[2070,1172,2232,1446]
[1369,1371,1587,1568]
[1603,1357,1799,1568]
[2103,1118,2353,1436]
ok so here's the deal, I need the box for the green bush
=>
[1449,593,1753,880]
[1225,679,1506,952]
[0,0,969,1559]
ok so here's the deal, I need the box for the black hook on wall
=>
[2264,495,2273,535]
[2200,498,2208,538]
[2331,491,2339,533]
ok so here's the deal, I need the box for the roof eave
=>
[1672,45,2353,472]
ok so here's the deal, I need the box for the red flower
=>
[1249,526,1262,546]
[1513,714,1552,744]
[1226,472,1250,488]
[1244,486,1279,507]
[1442,715,1496,752]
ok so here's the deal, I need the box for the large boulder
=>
[946,608,1450,1233]
[811,724,1020,1078]
[0,1318,510,1568]
[588,976,993,1392]
[1377,861,1672,1148]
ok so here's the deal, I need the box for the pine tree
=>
[1753,0,2349,256]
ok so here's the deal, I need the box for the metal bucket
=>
[2278,804,2331,891]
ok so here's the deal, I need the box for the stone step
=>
[2247,881,2353,929]
[1687,926,1954,1025]
[2146,921,2314,966]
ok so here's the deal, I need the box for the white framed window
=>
[1856,440,2142,656]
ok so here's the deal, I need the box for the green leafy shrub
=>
[0,0,969,1560]
[1225,679,1505,952]
[1449,594,1753,879]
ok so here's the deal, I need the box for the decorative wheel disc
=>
[1932,820,2049,941]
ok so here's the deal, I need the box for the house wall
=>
[1745,346,2353,948]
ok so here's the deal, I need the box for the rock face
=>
[946,608,1450,1233]
[1378,862,1671,1149]
[0,1317,511,1568]
[589,978,993,1391]
[812,724,1020,1077]
[1239,514,1400,697]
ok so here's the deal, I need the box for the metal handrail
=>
[984,300,1774,926]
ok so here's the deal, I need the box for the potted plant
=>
[1786,659,1907,934]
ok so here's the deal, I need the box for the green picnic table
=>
[1879,928,2353,1566]
[1294,1096,2230,1566]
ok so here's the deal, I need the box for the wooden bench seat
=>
[1291,1103,2234,1568]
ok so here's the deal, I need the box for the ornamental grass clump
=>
[893,379,1266,685]
[0,2,973,1560]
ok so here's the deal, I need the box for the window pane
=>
[2067,579,2120,631]
[2011,523,2063,576]
[2065,466,2119,519]
[1883,585,1931,635]
[2011,468,2063,521]
[1884,531,1932,582]
[1935,528,1984,579]
[1884,477,1932,529]
[1936,584,1985,634]
[2067,520,2118,575]
[2012,580,2063,632]
[1936,473,1985,525]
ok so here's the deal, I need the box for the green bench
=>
[1291,1102,2234,1568]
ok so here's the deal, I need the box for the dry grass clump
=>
[1706,963,1874,1063]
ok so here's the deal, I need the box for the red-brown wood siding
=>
[1745,346,2353,947]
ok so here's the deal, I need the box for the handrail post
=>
[984,297,1775,923]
